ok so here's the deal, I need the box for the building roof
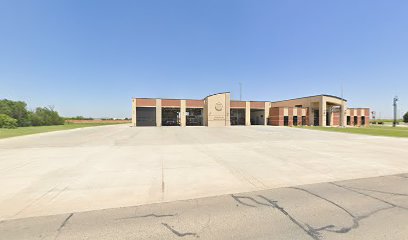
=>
[270,94,347,103]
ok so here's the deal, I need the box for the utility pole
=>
[393,96,399,127]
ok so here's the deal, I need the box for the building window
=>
[361,116,366,125]
[354,116,358,126]
[313,110,319,126]
[293,116,298,126]
[302,116,306,126]
[284,116,289,126]
[347,116,351,125]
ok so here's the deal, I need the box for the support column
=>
[264,102,270,125]
[319,100,327,127]
[340,103,345,127]
[156,99,162,127]
[180,100,186,127]
[132,99,136,127]
[309,108,314,126]
[225,93,231,126]
[245,101,251,126]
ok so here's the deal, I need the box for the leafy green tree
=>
[0,99,31,126]
[30,107,64,126]
[403,112,408,123]
[0,114,18,128]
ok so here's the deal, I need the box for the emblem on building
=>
[215,102,223,111]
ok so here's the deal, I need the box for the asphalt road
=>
[1,173,407,240]
[1,125,408,220]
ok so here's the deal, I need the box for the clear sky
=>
[1,0,407,119]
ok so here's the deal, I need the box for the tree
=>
[0,114,18,128]
[30,107,65,126]
[404,112,408,123]
[0,99,31,126]
[0,99,65,127]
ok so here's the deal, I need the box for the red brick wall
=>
[136,98,156,107]
[162,99,181,107]
[364,109,370,126]
[357,109,362,126]
[230,101,246,108]
[268,107,283,126]
[186,100,204,108]
[268,107,310,126]
[305,108,309,125]
[350,110,354,125]
[288,107,293,126]
[250,102,264,109]
[348,108,370,126]
[333,111,340,126]
[297,108,302,125]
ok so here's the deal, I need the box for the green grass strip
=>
[0,122,127,139]
[301,126,408,138]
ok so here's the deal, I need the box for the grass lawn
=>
[0,122,128,139]
[302,126,408,138]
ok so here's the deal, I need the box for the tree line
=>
[0,99,64,128]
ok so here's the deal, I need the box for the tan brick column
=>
[319,100,327,127]
[245,101,251,126]
[132,99,136,127]
[340,103,346,127]
[264,102,270,125]
[225,93,231,126]
[180,100,186,127]
[156,99,162,127]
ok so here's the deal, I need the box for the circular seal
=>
[215,102,223,111]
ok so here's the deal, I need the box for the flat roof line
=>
[134,93,347,103]
[132,97,205,101]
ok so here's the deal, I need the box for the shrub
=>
[404,112,408,123]
[0,114,18,128]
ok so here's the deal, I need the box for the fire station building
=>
[131,92,369,127]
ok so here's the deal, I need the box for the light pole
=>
[393,96,399,127]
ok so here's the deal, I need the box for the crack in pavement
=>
[231,194,270,207]
[54,213,74,240]
[162,223,199,238]
[257,195,321,240]
[330,182,408,210]
[232,185,402,240]
[231,193,319,239]
[290,187,395,235]
[338,185,408,197]
[289,187,356,218]
[119,213,176,220]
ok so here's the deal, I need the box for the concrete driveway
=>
[1,125,408,220]
[2,174,408,240]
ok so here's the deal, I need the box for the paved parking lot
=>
[1,125,408,220]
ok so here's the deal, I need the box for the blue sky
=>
[1,0,407,118]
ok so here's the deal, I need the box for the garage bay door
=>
[136,107,156,126]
